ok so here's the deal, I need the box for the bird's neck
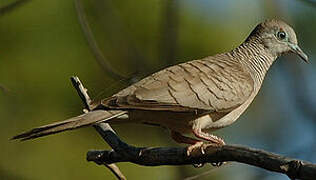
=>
[230,39,277,89]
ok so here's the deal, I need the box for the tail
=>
[12,110,126,141]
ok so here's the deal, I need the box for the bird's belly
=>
[122,100,251,134]
[199,113,237,131]
[202,99,254,130]
[127,110,198,134]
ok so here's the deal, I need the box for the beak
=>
[289,44,309,63]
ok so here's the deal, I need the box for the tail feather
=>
[12,110,126,141]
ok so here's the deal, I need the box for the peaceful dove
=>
[13,19,308,155]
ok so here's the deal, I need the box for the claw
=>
[186,141,205,156]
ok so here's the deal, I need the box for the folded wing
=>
[102,55,254,114]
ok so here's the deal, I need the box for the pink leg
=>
[170,131,207,156]
[192,127,225,146]
[182,125,225,156]
[171,131,207,167]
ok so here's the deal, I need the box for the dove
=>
[13,19,308,155]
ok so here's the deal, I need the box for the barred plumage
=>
[13,19,308,151]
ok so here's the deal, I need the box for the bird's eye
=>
[277,31,287,40]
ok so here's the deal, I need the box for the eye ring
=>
[277,31,287,40]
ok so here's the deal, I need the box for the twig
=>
[71,76,316,180]
[159,0,179,65]
[70,77,92,111]
[94,0,150,79]
[104,164,126,180]
[70,76,126,180]
[74,0,127,81]
[0,0,30,16]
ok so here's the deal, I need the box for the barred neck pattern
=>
[228,38,277,90]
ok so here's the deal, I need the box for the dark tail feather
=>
[12,110,126,141]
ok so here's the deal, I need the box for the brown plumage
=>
[13,19,308,152]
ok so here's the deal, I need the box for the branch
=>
[90,144,316,179]
[0,0,30,16]
[71,76,316,180]
[74,0,128,81]
[70,76,126,180]
[95,0,150,78]
[159,0,179,65]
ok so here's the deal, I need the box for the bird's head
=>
[247,19,308,63]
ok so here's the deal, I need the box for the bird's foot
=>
[187,142,226,168]
[186,135,225,156]
[187,141,206,168]
[186,141,205,156]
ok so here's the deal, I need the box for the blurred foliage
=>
[1,0,315,179]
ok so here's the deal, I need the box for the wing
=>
[102,54,254,113]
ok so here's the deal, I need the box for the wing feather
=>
[102,54,254,113]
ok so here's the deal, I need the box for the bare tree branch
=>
[71,76,316,180]
[95,0,150,77]
[74,0,128,81]
[104,164,126,180]
[0,0,30,16]
[87,142,316,180]
[159,0,179,65]
[71,76,126,180]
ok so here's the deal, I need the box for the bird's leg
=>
[192,128,225,146]
[191,126,226,166]
[170,131,205,168]
[170,131,205,156]
[185,125,225,156]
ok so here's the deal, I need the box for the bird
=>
[12,19,308,155]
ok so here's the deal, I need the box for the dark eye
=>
[277,31,287,40]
